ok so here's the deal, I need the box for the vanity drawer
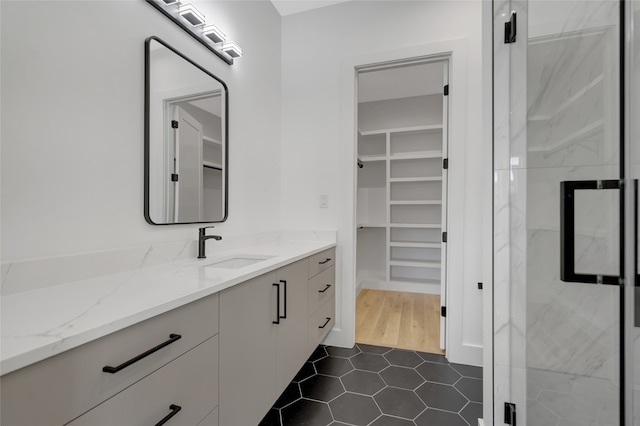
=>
[1,293,219,426]
[68,336,218,426]
[308,297,335,352]
[308,266,335,315]
[308,248,335,278]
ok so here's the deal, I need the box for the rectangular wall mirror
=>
[145,36,228,225]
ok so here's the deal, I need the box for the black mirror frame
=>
[144,36,229,225]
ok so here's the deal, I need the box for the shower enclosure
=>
[492,0,637,425]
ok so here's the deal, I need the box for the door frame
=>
[353,55,451,352]
[325,36,485,370]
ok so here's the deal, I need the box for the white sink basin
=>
[206,255,274,269]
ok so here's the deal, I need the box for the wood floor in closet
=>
[355,289,444,355]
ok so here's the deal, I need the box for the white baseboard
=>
[478,419,484,426]
[362,279,440,295]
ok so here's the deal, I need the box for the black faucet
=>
[198,226,222,259]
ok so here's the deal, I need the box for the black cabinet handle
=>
[319,317,331,329]
[319,258,331,265]
[319,284,331,293]
[273,283,281,324]
[102,334,182,374]
[280,280,287,319]
[154,404,182,426]
[560,180,621,285]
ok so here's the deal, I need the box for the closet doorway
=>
[355,57,449,355]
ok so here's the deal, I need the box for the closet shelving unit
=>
[203,136,223,170]
[356,85,448,294]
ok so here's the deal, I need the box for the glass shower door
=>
[493,1,629,425]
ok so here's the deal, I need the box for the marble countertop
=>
[1,239,336,375]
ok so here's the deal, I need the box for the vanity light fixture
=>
[146,0,242,65]
[203,24,226,44]
[178,3,205,26]
[221,41,242,58]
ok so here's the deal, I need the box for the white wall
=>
[1,0,281,262]
[280,0,485,365]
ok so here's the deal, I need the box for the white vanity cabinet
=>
[0,245,336,426]
[0,294,220,426]
[219,251,336,426]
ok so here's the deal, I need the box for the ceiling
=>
[270,0,352,16]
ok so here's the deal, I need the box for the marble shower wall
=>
[494,1,622,424]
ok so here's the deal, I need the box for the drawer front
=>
[68,336,218,426]
[308,297,335,353]
[308,248,335,278]
[308,266,335,315]
[1,294,219,426]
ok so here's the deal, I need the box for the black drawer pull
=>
[319,258,331,265]
[319,317,331,329]
[154,404,182,426]
[319,284,332,293]
[102,334,182,374]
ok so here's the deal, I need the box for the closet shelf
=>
[390,151,442,160]
[203,135,222,146]
[390,260,440,268]
[390,223,441,229]
[359,154,387,162]
[203,161,223,169]
[389,177,443,183]
[357,223,387,229]
[390,242,441,249]
[389,200,442,206]
[389,277,440,286]
[359,124,443,136]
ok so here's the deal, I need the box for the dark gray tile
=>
[274,382,302,409]
[281,399,333,426]
[308,346,328,362]
[357,343,393,355]
[329,393,381,425]
[341,369,386,395]
[416,352,449,364]
[351,352,390,372]
[369,416,416,426]
[379,365,425,390]
[451,363,483,379]
[455,377,483,403]
[416,362,461,385]
[326,345,361,358]
[315,356,354,377]
[415,382,468,412]
[374,387,426,420]
[293,362,316,383]
[384,349,423,368]
[461,402,483,426]
[300,374,345,402]
[271,345,479,426]
[415,408,469,426]
[258,408,281,426]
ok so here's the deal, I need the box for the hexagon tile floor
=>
[258,344,483,426]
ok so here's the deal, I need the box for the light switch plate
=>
[319,194,328,208]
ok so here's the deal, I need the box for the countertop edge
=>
[1,241,336,376]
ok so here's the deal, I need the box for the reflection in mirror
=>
[145,36,228,224]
